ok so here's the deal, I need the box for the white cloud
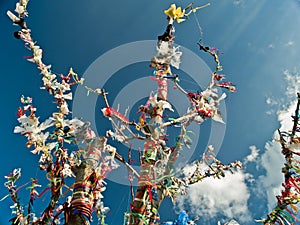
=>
[265,69,300,116]
[277,102,296,133]
[256,141,284,211]
[275,69,300,133]
[284,41,294,47]
[233,0,245,6]
[266,97,278,106]
[265,96,279,115]
[282,69,300,101]
[176,170,252,223]
[244,145,260,165]
[257,68,300,211]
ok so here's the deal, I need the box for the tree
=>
[4,1,300,225]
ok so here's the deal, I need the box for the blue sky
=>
[1,0,300,224]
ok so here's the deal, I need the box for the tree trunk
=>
[67,163,95,225]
